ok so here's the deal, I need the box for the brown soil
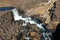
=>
[0,11,42,40]
[0,0,60,40]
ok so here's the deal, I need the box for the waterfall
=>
[12,8,52,40]
[12,8,45,30]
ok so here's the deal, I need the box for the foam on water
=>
[12,8,53,40]
[12,8,45,30]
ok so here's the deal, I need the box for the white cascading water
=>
[12,8,45,30]
[11,8,52,40]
